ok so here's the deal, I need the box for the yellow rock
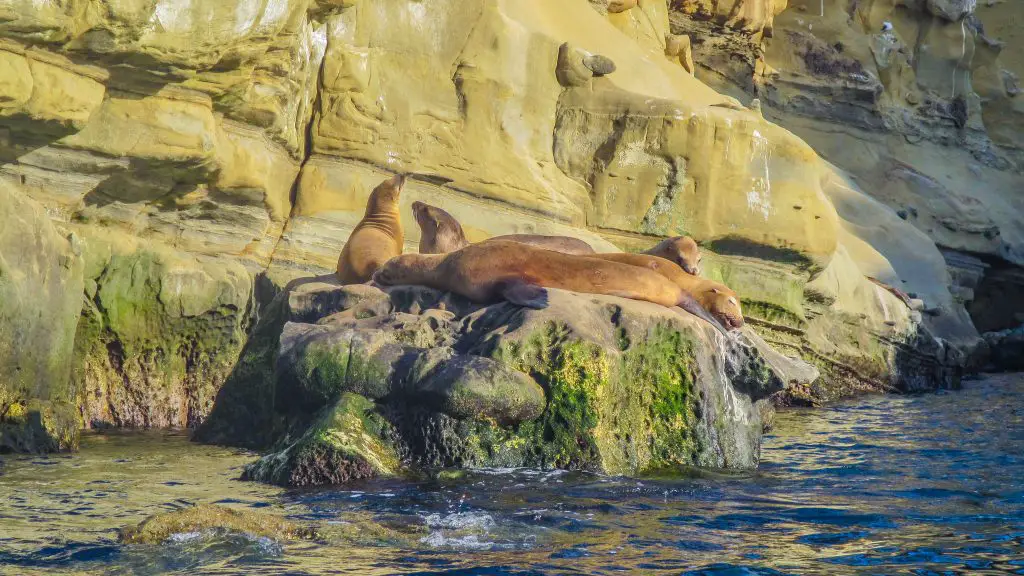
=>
[0,48,105,128]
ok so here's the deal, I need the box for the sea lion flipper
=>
[501,281,550,309]
[677,295,728,336]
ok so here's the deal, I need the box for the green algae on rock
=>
[118,504,318,544]
[242,392,401,487]
[201,281,809,485]
[487,324,703,474]
[71,226,253,430]
[0,181,84,453]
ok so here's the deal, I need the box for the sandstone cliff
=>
[1,0,1010,453]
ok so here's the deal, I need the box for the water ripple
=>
[0,375,1022,574]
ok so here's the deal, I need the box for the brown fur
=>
[376,242,680,308]
[412,201,468,254]
[412,201,595,255]
[644,236,702,276]
[373,241,728,333]
[492,234,595,255]
[588,253,744,330]
[336,174,406,284]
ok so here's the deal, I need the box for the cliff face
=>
[0,0,995,451]
[669,0,1024,335]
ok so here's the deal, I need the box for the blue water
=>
[1,373,1022,575]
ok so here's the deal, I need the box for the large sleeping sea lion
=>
[412,200,703,277]
[412,201,595,255]
[372,240,727,334]
[336,174,407,284]
[586,253,744,330]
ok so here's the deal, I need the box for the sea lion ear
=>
[501,281,550,309]
[711,287,721,294]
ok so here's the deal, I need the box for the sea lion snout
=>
[723,314,744,330]
[391,173,408,188]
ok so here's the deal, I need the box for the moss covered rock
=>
[242,393,401,487]
[202,281,809,484]
[0,181,84,452]
[119,504,317,544]
[71,226,253,429]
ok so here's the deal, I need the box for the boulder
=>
[203,280,811,485]
[982,326,1024,372]
[242,392,401,487]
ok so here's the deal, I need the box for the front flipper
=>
[676,294,728,336]
[501,281,550,309]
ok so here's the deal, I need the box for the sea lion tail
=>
[501,281,550,309]
[676,294,728,336]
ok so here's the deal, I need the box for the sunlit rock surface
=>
[0,0,1002,450]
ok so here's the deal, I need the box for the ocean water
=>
[1,373,1022,575]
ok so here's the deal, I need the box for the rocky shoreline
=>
[1,0,1022,486]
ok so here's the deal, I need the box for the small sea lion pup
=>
[587,253,744,330]
[336,174,407,284]
[412,201,596,255]
[372,240,728,334]
[644,236,702,276]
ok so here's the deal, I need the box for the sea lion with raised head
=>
[373,240,727,334]
[336,174,407,284]
[643,236,702,276]
[586,252,744,330]
[412,201,595,255]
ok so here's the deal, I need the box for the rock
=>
[926,0,976,21]
[556,42,594,87]
[0,0,998,457]
[204,278,799,484]
[734,328,820,393]
[413,352,546,425]
[982,326,1024,372]
[0,180,84,452]
[607,0,638,14]
[72,227,253,430]
[583,54,617,76]
[666,34,695,74]
[286,277,391,324]
[242,393,401,487]
[119,504,318,544]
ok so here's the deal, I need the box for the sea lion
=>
[336,174,406,284]
[644,236,702,276]
[586,253,744,330]
[412,201,468,254]
[372,240,727,334]
[411,201,596,255]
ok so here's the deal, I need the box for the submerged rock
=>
[119,504,317,544]
[202,280,816,486]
